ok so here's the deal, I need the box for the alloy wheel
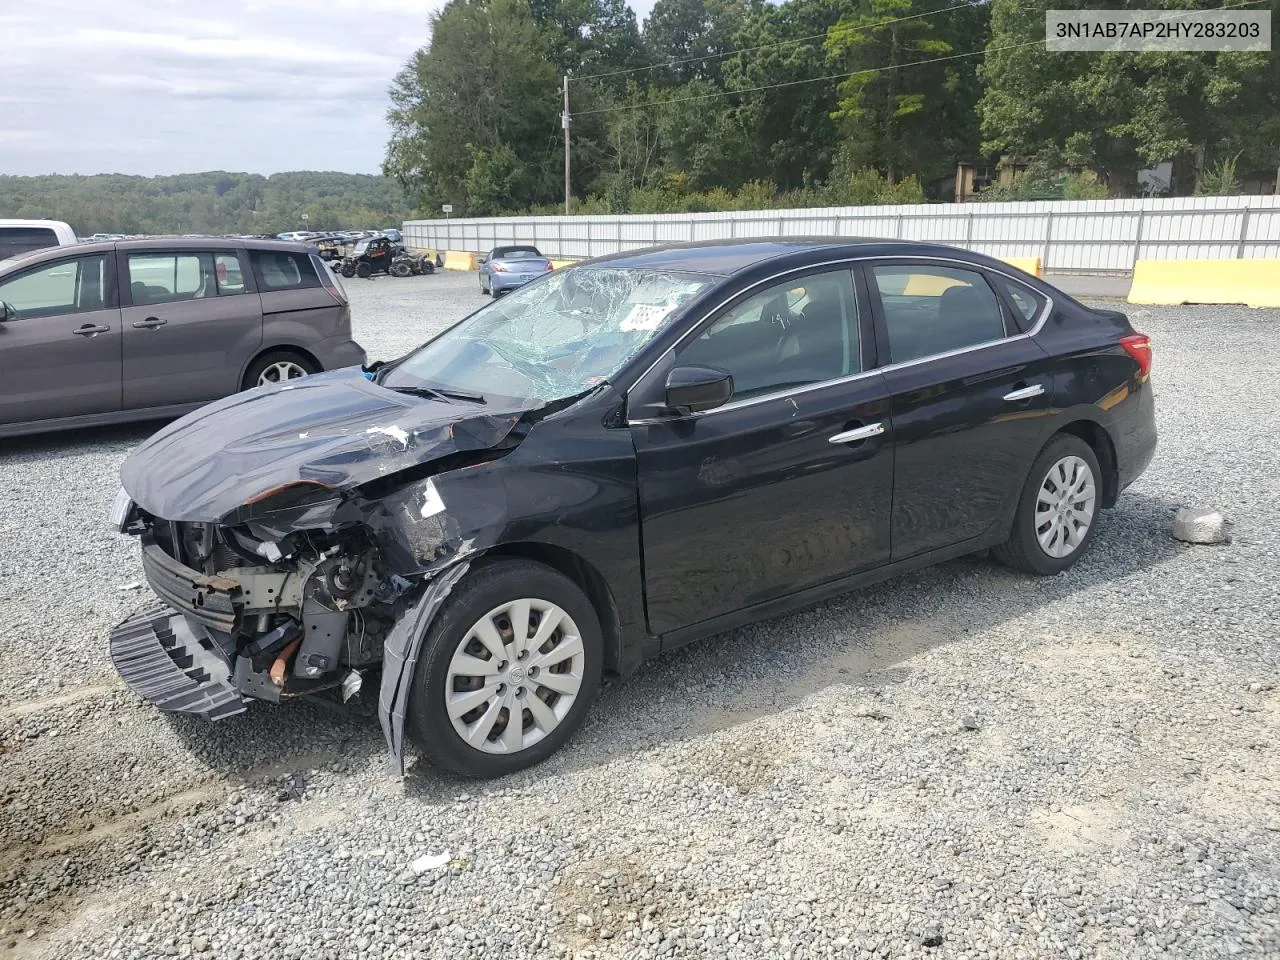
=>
[257,360,309,386]
[445,598,585,755]
[1035,455,1096,559]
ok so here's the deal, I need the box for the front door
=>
[630,267,894,636]
[864,260,1057,560]
[120,249,262,408]
[0,252,121,426]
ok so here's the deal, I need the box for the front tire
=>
[407,559,602,778]
[994,434,1102,575]
[390,262,413,278]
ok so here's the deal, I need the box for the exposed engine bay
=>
[106,367,548,773]
[130,515,396,707]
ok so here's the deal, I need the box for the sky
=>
[0,0,657,178]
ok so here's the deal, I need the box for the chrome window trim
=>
[624,254,1054,426]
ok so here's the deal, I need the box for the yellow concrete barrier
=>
[1128,258,1280,308]
[549,258,577,270]
[998,256,1042,276]
[442,250,477,271]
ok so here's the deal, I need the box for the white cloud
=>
[0,0,437,175]
[0,0,658,176]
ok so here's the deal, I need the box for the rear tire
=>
[390,262,413,278]
[340,263,356,278]
[993,434,1102,576]
[242,350,318,391]
[356,262,373,279]
[407,559,602,778]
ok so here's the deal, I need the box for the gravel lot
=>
[1,270,1277,960]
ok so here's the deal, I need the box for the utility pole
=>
[562,74,572,216]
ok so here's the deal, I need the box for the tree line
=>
[384,0,1280,216]
[0,172,411,237]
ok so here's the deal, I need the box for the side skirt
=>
[656,534,1001,655]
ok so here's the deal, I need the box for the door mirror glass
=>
[665,365,733,413]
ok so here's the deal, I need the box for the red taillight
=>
[545,261,554,271]
[1120,333,1152,380]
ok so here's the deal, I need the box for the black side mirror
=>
[665,365,733,414]
[0,301,13,322]
[477,256,488,265]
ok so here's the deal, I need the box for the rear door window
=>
[250,250,321,291]
[214,253,248,295]
[127,253,225,305]
[0,227,60,261]
[0,255,111,318]
[869,264,1010,364]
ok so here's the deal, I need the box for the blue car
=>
[478,245,552,296]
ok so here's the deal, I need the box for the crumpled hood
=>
[121,368,534,522]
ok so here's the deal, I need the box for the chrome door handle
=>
[828,422,885,444]
[132,317,167,329]
[73,324,111,337]
[1003,384,1045,402]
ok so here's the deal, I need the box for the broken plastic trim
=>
[378,561,471,776]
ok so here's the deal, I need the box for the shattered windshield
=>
[381,267,715,402]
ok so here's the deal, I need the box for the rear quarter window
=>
[250,250,321,291]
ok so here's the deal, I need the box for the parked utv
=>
[338,237,435,279]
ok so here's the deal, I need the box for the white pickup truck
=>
[0,219,78,260]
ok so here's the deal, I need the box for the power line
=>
[571,0,989,84]
[573,37,1043,117]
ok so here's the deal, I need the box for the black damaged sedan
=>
[109,239,1156,777]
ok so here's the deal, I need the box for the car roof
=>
[581,238,896,276]
[579,237,1032,278]
[0,236,313,272]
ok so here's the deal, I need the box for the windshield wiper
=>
[387,384,487,405]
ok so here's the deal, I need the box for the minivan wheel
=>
[243,350,318,390]
[407,559,602,778]
[993,433,1102,576]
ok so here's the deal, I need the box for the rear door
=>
[0,251,121,425]
[864,259,1057,560]
[120,247,262,408]
[630,267,893,636]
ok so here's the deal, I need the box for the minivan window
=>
[128,253,227,304]
[214,253,247,295]
[870,264,1009,364]
[0,255,110,318]
[250,250,321,291]
[0,227,59,262]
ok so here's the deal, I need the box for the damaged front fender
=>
[378,561,471,776]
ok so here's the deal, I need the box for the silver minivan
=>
[0,238,366,438]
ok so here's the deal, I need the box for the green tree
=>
[643,0,761,85]
[384,0,560,213]
[825,0,984,186]
[980,0,1280,195]
[719,0,844,189]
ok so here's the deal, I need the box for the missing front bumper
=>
[109,607,247,721]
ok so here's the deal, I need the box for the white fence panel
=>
[405,195,1280,274]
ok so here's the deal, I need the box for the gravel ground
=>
[1,271,1277,960]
